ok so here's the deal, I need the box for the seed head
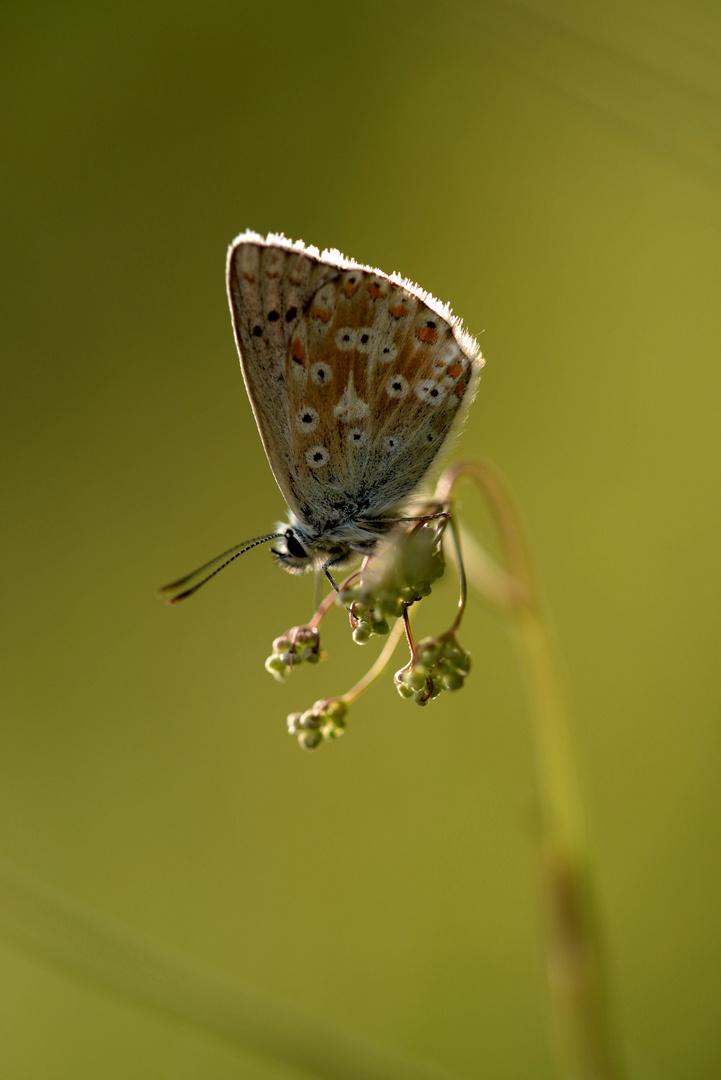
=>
[265,625,324,681]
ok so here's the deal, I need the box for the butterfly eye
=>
[285,530,308,560]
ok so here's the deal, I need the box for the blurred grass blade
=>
[0,860,462,1080]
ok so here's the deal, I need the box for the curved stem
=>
[437,461,623,1080]
[436,460,534,609]
[342,616,406,705]
[309,587,337,629]
[402,607,416,660]
[446,514,467,634]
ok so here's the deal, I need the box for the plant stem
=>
[446,513,468,633]
[343,616,406,705]
[437,461,623,1080]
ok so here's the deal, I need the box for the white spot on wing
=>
[385,374,409,399]
[335,328,357,350]
[306,446,330,469]
[296,407,319,433]
[414,379,447,406]
[311,362,332,386]
[313,283,337,312]
[386,375,407,401]
[334,373,370,422]
[291,361,306,385]
[356,328,374,353]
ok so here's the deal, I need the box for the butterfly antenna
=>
[158,532,282,603]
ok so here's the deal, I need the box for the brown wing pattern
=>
[227,232,483,529]
[227,235,341,517]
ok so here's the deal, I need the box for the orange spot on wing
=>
[310,306,332,323]
[416,327,439,344]
[454,376,469,398]
[390,304,410,319]
[291,339,306,364]
[367,282,383,300]
[340,280,360,298]
[447,363,462,379]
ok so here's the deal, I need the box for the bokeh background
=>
[2,2,720,1077]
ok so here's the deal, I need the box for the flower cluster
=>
[286,698,347,751]
[264,625,324,681]
[264,506,476,750]
[395,632,472,706]
[161,462,517,753]
[338,518,447,645]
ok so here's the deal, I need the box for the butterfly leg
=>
[323,565,341,591]
[321,551,355,591]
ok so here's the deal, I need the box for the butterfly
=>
[160,231,484,601]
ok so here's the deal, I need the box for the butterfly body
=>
[226,231,484,576]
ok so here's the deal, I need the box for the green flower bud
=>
[321,718,345,740]
[299,709,322,731]
[266,624,324,680]
[352,622,372,645]
[323,699,347,721]
[286,712,302,734]
[442,669,465,691]
[337,517,448,649]
[265,655,290,681]
[298,730,323,751]
[456,651,472,674]
[416,645,441,666]
[398,668,425,692]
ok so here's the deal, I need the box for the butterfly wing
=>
[227,232,342,521]
[227,231,484,531]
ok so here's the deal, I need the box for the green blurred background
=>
[2,1,720,1076]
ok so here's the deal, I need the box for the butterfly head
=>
[270,514,386,577]
[270,525,319,574]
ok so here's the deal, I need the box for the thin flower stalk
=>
[436,460,622,1080]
